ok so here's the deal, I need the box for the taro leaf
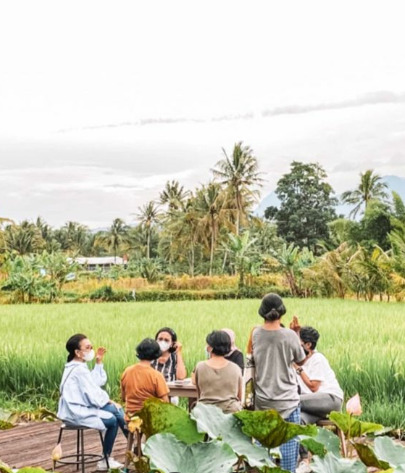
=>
[374,436,405,467]
[300,427,341,458]
[353,442,390,470]
[137,398,204,444]
[0,460,12,473]
[254,467,290,473]
[234,409,317,449]
[18,469,49,473]
[143,433,236,473]
[0,420,14,430]
[191,403,274,468]
[328,412,383,437]
[311,452,367,473]
[0,409,12,421]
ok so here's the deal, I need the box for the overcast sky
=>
[1,0,405,228]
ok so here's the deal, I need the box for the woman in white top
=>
[296,326,343,424]
[57,333,127,471]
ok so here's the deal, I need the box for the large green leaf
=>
[300,427,341,458]
[137,398,204,444]
[328,412,383,437]
[191,403,275,468]
[0,460,12,473]
[374,436,405,467]
[143,433,236,473]
[234,409,317,448]
[311,452,367,473]
[353,442,390,470]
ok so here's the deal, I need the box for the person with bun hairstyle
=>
[121,338,170,417]
[150,327,186,382]
[194,330,242,413]
[57,334,126,471]
[246,294,306,473]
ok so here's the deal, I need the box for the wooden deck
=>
[0,421,128,471]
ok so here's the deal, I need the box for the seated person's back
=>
[121,338,169,416]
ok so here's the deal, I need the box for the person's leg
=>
[280,407,300,472]
[100,414,118,457]
[300,393,342,420]
[102,403,129,439]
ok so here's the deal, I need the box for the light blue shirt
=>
[57,361,112,430]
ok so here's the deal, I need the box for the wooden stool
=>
[317,419,347,457]
[55,423,109,473]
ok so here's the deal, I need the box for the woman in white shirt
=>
[296,326,343,424]
[57,333,127,471]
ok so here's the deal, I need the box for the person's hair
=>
[155,327,177,353]
[206,330,231,356]
[258,293,286,321]
[136,338,162,360]
[300,326,320,350]
[66,333,87,362]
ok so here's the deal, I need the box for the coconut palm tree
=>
[159,180,189,211]
[212,141,263,235]
[195,183,230,276]
[97,218,130,262]
[135,201,161,259]
[341,169,388,219]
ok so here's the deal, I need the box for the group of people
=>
[57,293,343,473]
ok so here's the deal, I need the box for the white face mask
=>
[158,341,171,353]
[205,347,211,359]
[82,349,95,362]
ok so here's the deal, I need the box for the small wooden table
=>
[167,379,198,410]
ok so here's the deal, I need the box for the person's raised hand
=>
[289,316,301,333]
[174,341,182,353]
[96,347,107,363]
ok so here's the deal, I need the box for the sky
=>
[1,0,405,228]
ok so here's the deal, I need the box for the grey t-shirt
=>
[252,327,306,417]
[195,361,242,414]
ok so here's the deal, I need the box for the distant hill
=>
[255,175,405,218]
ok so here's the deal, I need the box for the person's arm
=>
[237,372,242,402]
[90,347,108,386]
[174,344,187,380]
[296,367,321,392]
[155,372,170,403]
[120,372,126,402]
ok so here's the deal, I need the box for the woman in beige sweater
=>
[194,330,242,414]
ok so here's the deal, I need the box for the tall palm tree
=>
[195,183,229,276]
[212,141,263,235]
[135,201,161,259]
[97,218,130,262]
[341,169,388,219]
[159,180,189,211]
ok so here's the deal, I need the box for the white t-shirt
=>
[298,351,343,400]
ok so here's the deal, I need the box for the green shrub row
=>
[79,284,291,302]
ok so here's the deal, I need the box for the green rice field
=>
[1,298,405,428]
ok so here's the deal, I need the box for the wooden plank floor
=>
[0,422,128,471]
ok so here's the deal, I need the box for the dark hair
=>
[136,338,162,360]
[66,333,87,362]
[206,330,231,356]
[155,327,177,353]
[258,293,286,321]
[300,326,320,350]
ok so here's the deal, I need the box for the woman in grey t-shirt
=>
[246,293,306,473]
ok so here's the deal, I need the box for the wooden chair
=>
[54,423,108,473]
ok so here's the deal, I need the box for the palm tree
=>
[159,180,189,211]
[195,183,229,276]
[3,221,44,255]
[97,218,130,262]
[225,230,259,289]
[212,141,263,235]
[135,201,161,259]
[341,169,388,219]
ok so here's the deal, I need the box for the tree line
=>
[1,142,404,302]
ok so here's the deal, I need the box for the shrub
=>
[88,285,133,302]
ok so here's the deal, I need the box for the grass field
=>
[1,298,405,428]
